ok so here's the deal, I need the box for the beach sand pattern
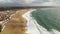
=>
[0,9,29,34]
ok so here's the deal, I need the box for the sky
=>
[0,0,60,7]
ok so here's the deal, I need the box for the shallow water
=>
[31,8,60,34]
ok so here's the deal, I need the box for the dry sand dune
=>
[1,9,29,34]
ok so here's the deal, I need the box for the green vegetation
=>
[31,8,60,32]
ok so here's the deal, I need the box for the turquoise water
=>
[31,8,60,32]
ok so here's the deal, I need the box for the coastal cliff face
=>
[0,9,29,34]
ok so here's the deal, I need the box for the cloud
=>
[0,0,59,7]
[41,2,57,6]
